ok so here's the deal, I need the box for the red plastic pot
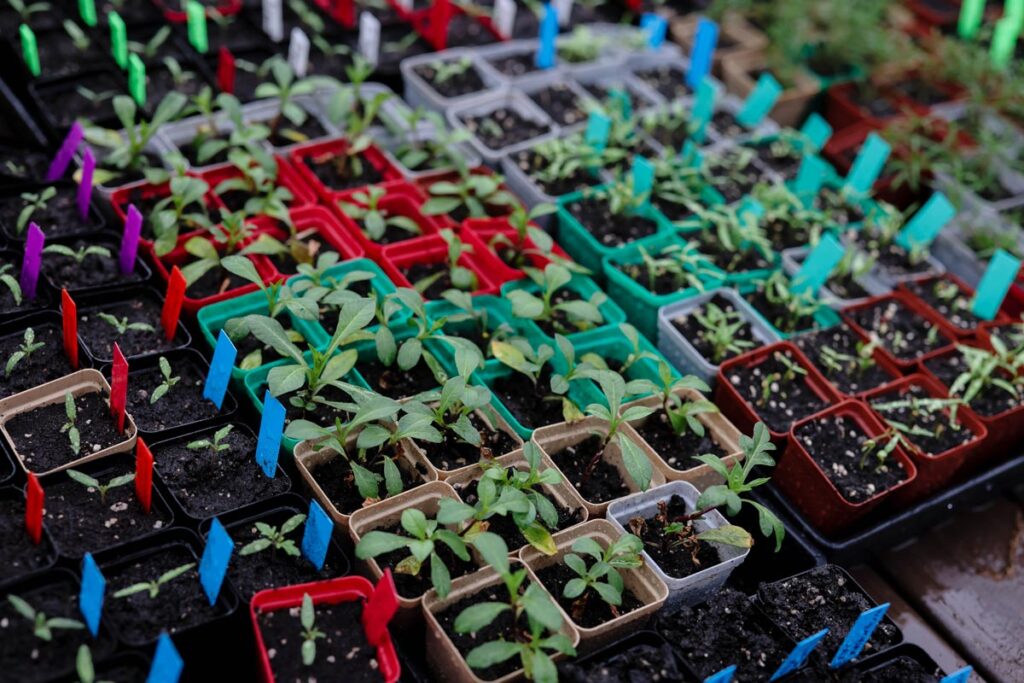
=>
[332,182,444,258]
[841,292,960,371]
[156,0,241,22]
[198,156,317,213]
[824,82,901,133]
[412,1,504,50]
[862,373,987,500]
[109,178,222,252]
[777,399,919,536]
[412,167,521,230]
[379,232,503,297]
[714,341,844,446]
[904,0,958,26]
[897,273,1013,338]
[882,72,965,118]
[250,572,401,683]
[244,206,367,278]
[459,217,571,284]
[289,138,403,204]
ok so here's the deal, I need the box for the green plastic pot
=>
[571,326,678,402]
[740,288,842,340]
[499,273,627,344]
[675,220,780,288]
[425,295,546,363]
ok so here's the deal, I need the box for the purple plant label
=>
[971,249,1021,321]
[147,633,184,683]
[829,603,890,668]
[703,665,736,683]
[800,113,833,151]
[120,204,142,275]
[640,13,667,48]
[770,628,829,681]
[940,665,973,683]
[79,552,105,637]
[255,391,286,478]
[686,17,719,90]
[301,499,333,570]
[19,223,45,301]
[895,191,955,252]
[199,517,233,606]
[78,147,95,221]
[534,3,558,69]
[46,122,84,182]
[203,330,237,409]
[845,132,891,195]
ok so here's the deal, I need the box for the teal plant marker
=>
[609,87,631,120]
[585,111,611,152]
[793,154,830,205]
[894,192,955,251]
[691,77,719,141]
[738,197,764,222]
[20,24,40,77]
[844,133,891,195]
[686,17,718,89]
[301,500,333,570]
[79,552,105,637]
[128,54,146,106]
[109,12,127,69]
[830,603,890,668]
[680,139,703,169]
[199,518,233,606]
[186,1,209,54]
[640,13,667,48]
[970,249,1021,320]
[79,0,97,27]
[770,629,829,681]
[791,233,844,295]
[203,330,237,409]
[704,665,736,683]
[990,17,1020,69]
[958,0,985,39]
[940,666,973,683]
[800,113,833,151]
[255,391,286,477]
[632,156,654,198]
[147,633,184,683]
[736,72,782,129]
[534,3,557,69]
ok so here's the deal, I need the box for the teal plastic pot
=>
[499,273,627,344]
[740,287,842,340]
[425,295,546,361]
[571,326,677,402]
[676,220,780,288]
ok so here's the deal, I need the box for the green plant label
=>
[970,249,1021,321]
[584,111,611,151]
[19,24,40,77]
[78,0,97,27]
[800,113,832,151]
[844,132,890,195]
[736,72,782,129]
[108,12,127,69]
[128,54,146,106]
[793,154,830,203]
[958,0,985,39]
[187,1,209,54]
[894,191,955,251]
[990,17,1021,69]
[690,76,719,142]
[632,156,654,197]
[680,139,703,169]
[1008,0,1024,26]
[792,233,844,296]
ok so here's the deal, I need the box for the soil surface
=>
[6,392,125,472]
[370,522,477,600]
[634,66,690,101]
[793,324,896,395]
[725,350,830,434]
[558,639,689,682]
[310,444,429,515]
[565,196,659,248]
[79,298,185,362]
[634,411,729,470]
[487,368,570,430]
[670,294,758,365]
[488,53,540,78]
[510,147,600,197]
[0,324,76,399]
[743,284,821,335]
[629,495,723,580]
[415,60,485,99]
[0,185,101,241]
[853,229,934,281]
[419,412,519,472]
[42,239,144,291]
[304,150,385,192]
[868,383,975,456]
[846,299,949,362]
[358,356,443,400]
[436,582,533,681]
[529,84,586,127]
[705,148,766,203]
[461,107,551,151]
[0,495,57,582]
[903,278,983,331]
[124,357,224,434]
[35,72,121,130]
[746,139,804,179]
[403,261,472,299]
[548,434,631,504]
[536,561,644,628]
[692,229,773,275]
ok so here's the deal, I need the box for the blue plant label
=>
[255,391,286,478]
[691,77,719,141]
[770,628,829,681]
[199,517,233,606]
[202,330,237,409]
[736,72,782,129]
[585,111,611,151]
[844,132,891,195]
[829,603,890,668]
[80,552,105,637]
[800,113,833,151]
[894,192,955,252]
[147,633,184,683]
[940,665,973,683]
[640,13,667,48]
[632,156,655,197]
[301,500,333,570]
[703,665,737,683]
[792,233,844,296]
[793,154,830,202]
[971,249,1021,321]
[686,17,719,90]
[534,3,558,69]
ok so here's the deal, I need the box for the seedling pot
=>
[896,272,1012,338]
[460,217,571,284]
[500,271,627,342]
[0,486,59,587]
[400,48,505,112]
[670,12,768,77]
[840,292,959,371]
[447,88,559,167]
[781,245,892,310]
[289,138,403,204]
[721,52,821,128]
[380,232,504,297]
[332,182,442,258]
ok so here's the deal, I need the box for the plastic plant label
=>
[430,0,452,49]
[609,87,632,120]
[80,553,105,637]
[120,204,142,275]
[691,77,719,142]
[703,665,736,683]
[894,192,955,251]
[46,122,84,182]
[109,12,127,69]
[792,233,844,296]
[632,156,654,198]
[990,17,1020,69]
[301,499,333,570]
[186,1,208,54]
[800,113,832,151]
[19,223,45,301]
[217,47,236,93]
[25,473,43,544]
[1008,0,1024,26]
[363,570,399,646]
[940,665,974,683]
[203,330,237,409]
[395,0,412,11]
[793,154,830,203]
[128,55,146,106]
[111,343,128,433]
[78,147,95,220]
[970,249,1021,321]
[136,438,153,514]
[255,391,286,478]
[736,72,782,129]
[263,0,283,42]
[844,132,891,195]
[147,633,184,683]
[79,0,97,26]
[493,0,516,38]
[770,628,829,681]
[958,0,985,39]
[161,266,186,341]
[20,24,40,77]
[62,288,79,369]
[288,27,310,77]
[686,17,718,90]
[680,140,703,169]
[358,12,381,67]
[738,197,764,222]
[535,3,558,69]
[640,13,667,48]
[199,518,233,606]
[829,603,890,668]
[585,111,611,152]
[554,0,572,26]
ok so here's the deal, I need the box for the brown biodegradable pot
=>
[0,369,138,476]
[425,407,524,480]
[721,51,821,127]
[670,12,768,77]
[532,417,668,518]
[294,433,438,533]
[623,388,744,489]
[519,519,669,654]
[421,561,581,683]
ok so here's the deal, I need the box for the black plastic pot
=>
[0,485,59,588]
[557,631,699,682]
[0,180,109,243]
[75,285,192,366]
[41,235,152,297]
[0,251,53,328]
[0,311,86,401]
[28,69,127,136]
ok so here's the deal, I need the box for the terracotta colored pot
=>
[897,273,1013,339]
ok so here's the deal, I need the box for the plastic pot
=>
[606,481,749,607]
[377,127,485,183]
[824,81,903,133]
[331,182,443,258]
[239,95,339,154]
[198,155,318,211]
[460,217,571,284]
[0,486,58,587]
[791,323,905,400]
[777,400,919,535]
[570,325,667,399]
[39,235,152,298]
[499,136,606,224]
[499,271,627,342]
[412,167,522,228]
[721,52,821,128]
[446,88,559,167]
[400,48,505,113]
[289,138,404,204]
[896,272,1013,338]
[740,284,843,341]
[379,232,504,297]
[781,245,892,309]
[840,292,959,371]
[265,204,367,276]
[74,286,191,365]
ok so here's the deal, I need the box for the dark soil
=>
[0,185,101,241]
[559,640,689,682]
[725,350,830,434]
[488,53,540,78]
[629,495,722,579]
[709,109,747,141]
[304,150,385,191]
[103,543,227,645]
[31,28,109,78]
[583,83,647,114]
[442,14,498,48]
[79,297,186,362]
[124,357,223,434]
[763,213,828,252]
[670,294,758,365]
[537,561,644,628]
[311,444,429,515]
[857,656,944,682]
[903,278,983,331]
[415,60,486,99]
[793,325,896,395]
[693,229,772,274]
[371,522,477,600]
[358,357,443,400]
[0,254,46,317]
[529,84,586,127]
[6,392,125,473]
[267,116,328,148]
[180,127,230,167]
[747,139,804,179]
[419,412,518,471]
[815,188,866,227]
[795,414,909,502]
[823,271,872,300]
[259,599,382,682]
[510,147,600,197]
[0,147,50,183]
[743,284,821,335]
[869,383,974,458]
[34,72,121,131]
[154,426,290,519]
[924,352,1022,418]
[185,264,249,300]
[618,262,691,295]
[0,496,56,582]
[436,582,532,680]
[403,261,470,299]
[548,434,631,504]
[634,412,729,470]
[644,117,691,150]
[461,107,551,151]
[705,149,766,203]
[634,66,690,101]
[566,196,659,248]
[528,287,603,337]
[853,229,934,280]
[0,324,75,399]
[42,239,144,291]
[487,368,568,430]
[846,299,949,362]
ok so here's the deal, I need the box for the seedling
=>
[298,593,325,666]
[858,428,903,471]
[66,469,136,504]
[758,271,821,333]
[15,186,56,236]
[491,337,587,423]
[220,255,321,324]
[42,244,112,264]
[5,327,44,376]
[319,76,391,180]
[6,595,84,641]
[213,146,294,225]
[75,645,112,683]
[623,242,716,294]
[240,513,306,557]
[61,392,80,456]
[148,356,180,404]
[507,263,604,335]
[626,360,718,440]
[562,534,643,622]
[385,108,471,173]
[527,135,626,191]
[558,25,605,63]
[413,229,478,294]
[580,324,659,378]
[586,176,649,218]
[7,0,51,24]
[113,562,197,599]
[186,424,233,453]
[127,25,172,60]
[96,313,155,336]
[0,263,22,306]
[421,169,518,220]
[948,340,1023,407]
[819,338,880,377]
[431,56,473,85]
[253,57,318,139]
[759,352,807,406]
[83,93,187,185]
[691,301,755,364]
[584,372,656,491]
[338,186,422,243]
[487,203,565,271]
[62,19,92,53]
[438,289,517,351]
[869,395,965,445]
[149,175,214,256]
[688,203,773,273]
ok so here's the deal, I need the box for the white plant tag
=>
[262,0,283,42]
[358,11,381,66]
[288,27,310,77]
[554,0,572,26]
[494,0,516,37]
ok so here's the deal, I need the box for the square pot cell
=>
[0,181,106,242]
[0,314,83,400]
[76,288,191,365]
[448,89,557,165]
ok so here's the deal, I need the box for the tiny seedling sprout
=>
[5,327,44,376]
[299,593,326,666]
[113,562,197,600]
[149,357,181,404]
[186,425,234,453]
[66,469,136,504]
[96,313,155,336]
[241,513,307,557]
[6,595,84,642]
[62,392,80,456]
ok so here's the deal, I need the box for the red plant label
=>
[161,266,186,341]
[62,288,78,369]
[217,46,235,93]
[25,473,43,544]
[136,438,153,514]
[111,343,128,433]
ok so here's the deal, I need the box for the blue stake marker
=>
[80,552,105,637]
[202,329,237,409]
[793,154,830,205]
[844,133,891,196]
[640,13,667,48]
[971,249,1021,321]
[147,633,184,683]
[632,156,654,198]
[691,76,719,142]
[686,17,719,90]
[830,603,890,668]
[792,233,845,296]
[301,499,334,570]
[199,517,233,606]
[535,3,557,69]
[771,628,829,680]
[585,110,611,152]
[736,72,782,129]
[800,113,833,151]
[704,665,737,683]
[255,391,286,478]
[940,665,973,683]
[894,192,956,252]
